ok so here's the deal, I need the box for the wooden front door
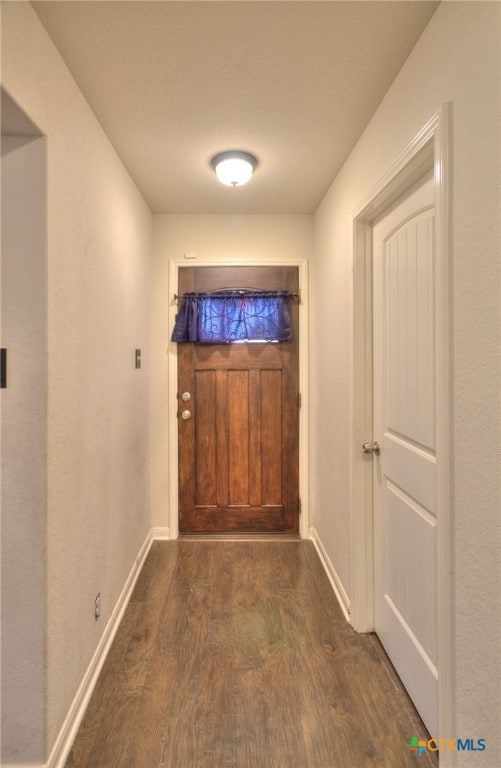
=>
[177,266,299,533]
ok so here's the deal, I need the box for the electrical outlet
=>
[94,592,101,620]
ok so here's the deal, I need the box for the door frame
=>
[350,105,454,752]
[167,257,309,539]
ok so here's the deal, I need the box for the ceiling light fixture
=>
[211,151,257,187]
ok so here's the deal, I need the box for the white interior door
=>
[372,171,438,735]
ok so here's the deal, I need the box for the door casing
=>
[168,257,309,539]
[351,105,453,758]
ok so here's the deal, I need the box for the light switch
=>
[1,349,6,388]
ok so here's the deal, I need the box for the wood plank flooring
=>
[65,541,437,768]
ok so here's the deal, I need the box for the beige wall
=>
[1,132,47,764]
[312,1,500,761]
[1,3,152,762]
[151,214,313,531]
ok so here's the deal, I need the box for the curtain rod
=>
[173,288,300,301]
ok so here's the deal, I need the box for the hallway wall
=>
[312,1,500,763]
[1,4,153,762]
[151,214,313,533]
[1,132,47,765]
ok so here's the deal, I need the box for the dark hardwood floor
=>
[65,541,437,768]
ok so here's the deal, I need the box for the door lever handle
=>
[362,441,380,455]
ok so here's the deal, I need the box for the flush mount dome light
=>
[211,151,257,187]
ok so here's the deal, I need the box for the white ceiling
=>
[32,1,438,214]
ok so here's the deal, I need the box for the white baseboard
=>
[309,526,351,623]
[45,527,167,768]
[151,526,171,540]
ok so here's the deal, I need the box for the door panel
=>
[228,369,250,503]
[195,369,217,505]
[373,171,438,734]
[260,369,282,504]
[177,266,299,533]
[385,208,435,450]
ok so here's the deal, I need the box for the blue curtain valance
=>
[171,290,293,344]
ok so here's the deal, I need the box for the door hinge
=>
[298,498,302,515]
[298,393,301,409]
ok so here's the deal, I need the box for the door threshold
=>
[177,533,301,541]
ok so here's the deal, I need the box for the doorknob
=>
[181,410,192,420]
[181,392,191,401]
[362,441,380,455]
